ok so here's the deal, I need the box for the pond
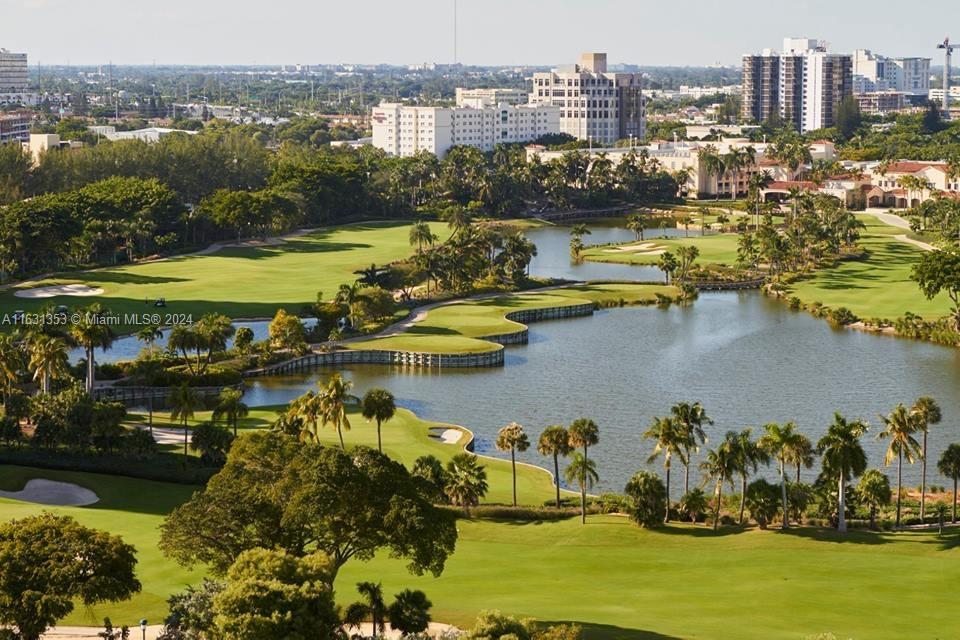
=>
[239,223,960,494]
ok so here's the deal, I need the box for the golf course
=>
[2,406,959,639]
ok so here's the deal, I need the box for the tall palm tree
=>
[817,413,869,533]
[495,422,530,507]
[169,384,203,457]
[937,444,960,524]
[790,432,815,483]
[537,425,572,508]
[211,388,249,437]
[877,403,922,528]
[444,453,488,514]
[670,401,713,494]
[643,416,686,522]
[361,388,396,453]
[409,220,436,254]
[136,324,164,357]
[69,304,116,393]
[728,429,771,525]
[0,334,23,402]
[625,213,647,241]
[27,334,69,395]
[699,442,736,531]
[564,452,598,524]
[911,396,942,522]
[319,372,358,449]
[344,581,387,637]
[289,390,322,442]
[758,422,804,529]
[568,418,599,463]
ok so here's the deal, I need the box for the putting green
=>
[0,221,449,332]
[349,284,678,354]
[784,215,952,321]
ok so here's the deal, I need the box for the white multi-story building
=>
[929,87,960,104]
[852,49,930,97]
[455,88,528,108]
[0,48,28,93]
[371,102,560,158]
[528,53,644,145]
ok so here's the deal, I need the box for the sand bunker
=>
[441,428,462,444]
[0,479,99,506]
[14,284,104,299]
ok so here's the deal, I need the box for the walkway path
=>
[860,211,934,251]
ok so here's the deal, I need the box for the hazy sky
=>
[3,0,958,67]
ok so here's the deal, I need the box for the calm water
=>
[105,222,960,493]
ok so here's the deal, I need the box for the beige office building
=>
[528,52,644,145]
[0,48,28,93]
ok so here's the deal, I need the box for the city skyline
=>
[3,0,958,67]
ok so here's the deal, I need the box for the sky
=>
[3,0,958,67]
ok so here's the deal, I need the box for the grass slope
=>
[350,284,677,354]
[0,221,449,332]
[784,215,951,321]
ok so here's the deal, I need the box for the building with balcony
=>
[0,48,28,93]
[853,49,930,98]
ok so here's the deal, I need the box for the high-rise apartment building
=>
[0,48,28,92]
[371,102,560,159]
[528,53,644,145]
[455,88,528,108]
[741,38,852,133]
[852,49,930,97]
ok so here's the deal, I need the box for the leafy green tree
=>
[564,452,598,524]
[836,95,862,141]
[0,514,140,640]
[877,403,922,527]
[912,249,960,331]
[624,470,667,528]
[817,413,869,533]
[387,589,433,637]
[496,422,530,507]
[212,388,249,437]
[911,396,942,522]
[938,444,960,524]
[537,425,572,508]
[856,469,892,529]
[361,388,396,453]
[161,432,457,581]
[744,478,780,529]
[232,326,254,354]
[212,549,338,640]
[190,422,235,466]
[158,579,223,640]
[268,308,307,353]
[444,453,489,513]
[466,610,532,640]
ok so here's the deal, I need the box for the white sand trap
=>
[0,479,99,506]
[441,428,462,444]
[15,284,104,299]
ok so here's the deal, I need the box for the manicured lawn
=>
[785,215,951,321]
[0,221,449,332]
[582,233,742,266]
[349,284,677,354]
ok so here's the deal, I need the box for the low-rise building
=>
[372,102,559,158]
[865,161,960,208]
[0,110,31,143]
[88,126,198,143]
[855,91,906,115]
[455,88,528,108]
[22,133,83,162]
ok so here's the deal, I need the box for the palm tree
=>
[877,403,922,528]
[937,444,960,523]
[817,413,869,533]
[409,220,436,254]
[759,421,804,529]
[911,396,942,522]
[344,581,387,637]
[289,390,322,442]
[361,388,396,453]
[699,442,736,531]
[678,488,709,524]
[643,416,686,522]
[319,372,359,449]
[670,402,713,495]
[69,304,116,393]
[856,469,892,530]
[212,388,249,437]
[136,324,164,356]
[570,223,591,239]
[790,432,816,484]
[699,145,726,200]
[0,334,23,402]
[538,425,572,508]
[626,213,647,241]
[568,418,599,463]
[728,429,770,525]
[564,452,598,524]
[27,334,69,395]
[495,422,530,507]
[658,251,678,284]
[444,453,488,514]
[169,384,203,457]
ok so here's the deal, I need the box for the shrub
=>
[827,306,859,326]
[624,470,667,528]
[786,296,802,311]
[745,479,781,529]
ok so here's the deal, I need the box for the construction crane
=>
[937,37,955,117]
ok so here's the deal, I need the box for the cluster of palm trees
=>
[407,217,538,295]
[698,145,757,200]
[640,396,959,533]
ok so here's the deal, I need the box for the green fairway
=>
[581,233,742,266]
[784,215,951,321]
[0,221,449,331]
[349,283,677,354]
